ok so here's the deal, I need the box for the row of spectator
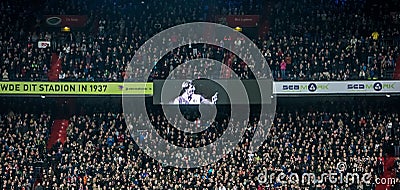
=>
[1,97,399,189]
[0,0,399,82]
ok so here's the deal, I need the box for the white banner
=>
[38,41,50,48]
[274,81,399,94]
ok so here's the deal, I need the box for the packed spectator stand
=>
[0,0,399,82]
[1,0,400,189]
[1,96,399,189]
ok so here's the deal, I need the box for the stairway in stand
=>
[258,21,270,39]
[46,98,73,150]
[375,156,397,190]
[393,56,400,80]
[220,52,234,78]
[46,119,69,150]
[47,53,62,82]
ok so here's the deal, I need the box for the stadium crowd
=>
[1,97,399,189]
[0,0,398,82]
[260,0,399,80]
[1,0,400,189]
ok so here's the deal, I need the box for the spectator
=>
[2,69,9,81]
[280,59,287,80]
